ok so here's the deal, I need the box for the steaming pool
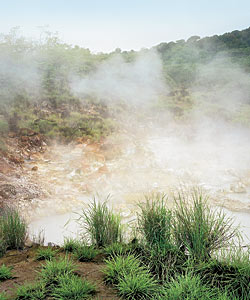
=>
[26,128,250,245]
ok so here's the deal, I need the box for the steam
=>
[71,50,167,105]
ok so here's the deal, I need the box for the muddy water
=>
[26,128,250,245]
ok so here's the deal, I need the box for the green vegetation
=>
[39,256,76,287]
[117,271,160,300]
[63,237,81,252]
[52,274,96,300]
[15,256,96,300]
[0,264,13,281]
[73,244,98,262]
[35,247,58,261]
[173,191,238,261]
[77,198,123,247]
[103,254,142,285]
[0,206,27,250]
[15,282,46,300]
[0,293,7,300]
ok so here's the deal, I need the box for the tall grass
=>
[137,193,173,247]
[137,194,182,281]
[77,197,123,247]
[173,190,239,261]
[0,206,28,250]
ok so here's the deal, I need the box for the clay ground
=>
[0,246,120,300]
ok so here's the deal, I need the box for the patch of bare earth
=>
[0,247,120,300]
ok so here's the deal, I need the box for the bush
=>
[117,271,160,300]
[52,274,96,299]
[39,256,76,287]
[0,206,28,250]
[173,190,239,261]
[73,244,98,262]
[35,247,58,261]
[102,254,143,285]
[15,282,45,300]
[77,197,123,248]
[0,264,13,281]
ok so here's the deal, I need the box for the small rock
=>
[31,166,38,171]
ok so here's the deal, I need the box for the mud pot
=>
[22,125,250,245]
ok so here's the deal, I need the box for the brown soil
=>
[0,246,120,300]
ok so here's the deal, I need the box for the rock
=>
[31,166,38,171]
[0,183,17,199]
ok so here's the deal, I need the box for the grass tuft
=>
[73,244,98,262]
[39,256,76,287]
[173,190,239,261]
[103,254,143,285]
[77,197,123,248]
[52,274,96,299]
[35,247,58,261]
[15,282,45,300]
[117,269,160,300]
[0,206,28,250]
[62,237,81,252]
[0,264,13,281]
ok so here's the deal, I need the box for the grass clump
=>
[73,244,98,262]
[137,193,173,247]
[35,247,58,261]
[0,206,28,250]
[77,197,123,248]
[39,256,76,287]
[117,271,160,300]
[173,190,239,261]
[103,254,142,285]
[197,248,250,299]
[15,282,45,300]
[160,272,227,300]
[0,264,13,281]
[104,242,130,257]
[0,293,7,300]
[63,237,81,252]
[137,193,183,281]
[52,274,96,299]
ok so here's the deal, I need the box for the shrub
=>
[0,264,13,281]
[62,237,81,252]
[0,206,28,250]
[102,254,143,285]
[117,270,160,300]
[77,197,123,248]
[39,256,76,287]
[173,190,239,261]
[52,274,96,299]
[35,247,58,261]
[73,244,98,262]
[15,282,46,300]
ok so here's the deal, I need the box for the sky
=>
[0,0,250,53]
